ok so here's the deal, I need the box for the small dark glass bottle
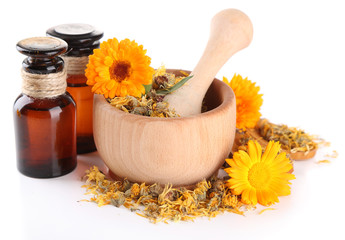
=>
[47,24,103,154]
[14,37,77,178]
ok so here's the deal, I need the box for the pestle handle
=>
[165,9,253,117]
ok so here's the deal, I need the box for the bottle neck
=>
[21,67,67,99]
[65,40,100,57]
[22,57,64,74]
[62,56,89,76]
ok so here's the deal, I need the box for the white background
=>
[1,0,345,239]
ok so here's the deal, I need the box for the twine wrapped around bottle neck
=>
[62,56,89,76]
[21,68,67,98]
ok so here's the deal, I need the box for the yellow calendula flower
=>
[225,140,295,206]
[86,38,154,98]
[223,74,263,130]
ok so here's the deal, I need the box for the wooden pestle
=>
[164,9,253,117]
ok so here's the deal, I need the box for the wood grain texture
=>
[164,9,253,117]
[93,70,236,186]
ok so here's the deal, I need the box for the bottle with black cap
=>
[46,24,103,154]
[14,37,77,178]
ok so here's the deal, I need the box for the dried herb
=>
[257,119,318,154]
[232,119,319,158]
[108,66,192,118]
[82,166,244,223]
[109,95,178,118]
[155,75,193,95]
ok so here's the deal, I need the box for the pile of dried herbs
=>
[257,119,318,154]
[108,66,192,118]
[82,166,244,223]
[232,119,318,155]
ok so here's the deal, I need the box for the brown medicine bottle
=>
[13,37,77,178]
[46,24,103,154]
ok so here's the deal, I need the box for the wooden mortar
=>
[93,70,236,186]
[164,9,253,117]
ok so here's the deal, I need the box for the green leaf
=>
[156,75,193,95]
[143,84,152,94]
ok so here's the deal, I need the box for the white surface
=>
[1,0,345,239]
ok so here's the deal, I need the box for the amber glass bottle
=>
[47,24,103,154]
[14,37,77,178]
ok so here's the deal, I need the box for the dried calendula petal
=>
[259,208,275,215]
[317,160,331,164]
[109,96,130,108]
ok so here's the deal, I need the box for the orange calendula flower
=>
[86,38,154,98]
[223,74,263,130]
[225,140,295,206]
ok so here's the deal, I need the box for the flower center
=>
[248,163,271,190]
[110,61,131,82]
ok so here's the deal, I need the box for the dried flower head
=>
[223,74,263,130]
[86,38,154,98]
